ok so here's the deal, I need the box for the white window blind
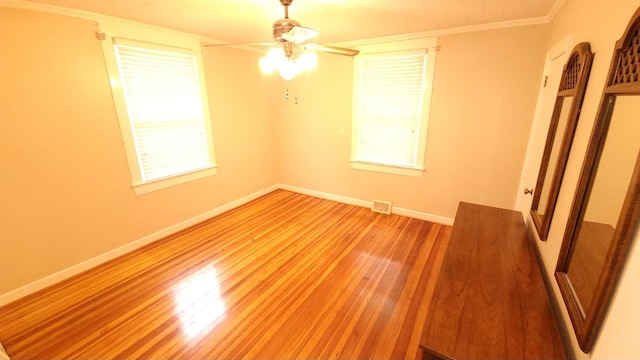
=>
[115,44,211,182]
[355,53,427,167]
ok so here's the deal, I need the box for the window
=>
[351,38,437,177]
[99,21,216,194]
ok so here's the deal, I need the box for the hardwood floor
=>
[0,190,451,359]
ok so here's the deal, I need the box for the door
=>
[515,35,574,221]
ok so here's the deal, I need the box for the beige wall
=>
[276,25,549,219]
[0,8,278,295]
[0,5,550,297]
[531,0,640,358]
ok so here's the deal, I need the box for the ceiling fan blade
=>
[202,42,276,48]
[302,43,360,56]
[282,26,319,44]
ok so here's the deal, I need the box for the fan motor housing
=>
[273,18,299,42]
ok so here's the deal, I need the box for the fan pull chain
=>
[284,88,299,104]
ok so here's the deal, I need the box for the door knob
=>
[524,188,534,195]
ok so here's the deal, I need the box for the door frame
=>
[515,35,574,221]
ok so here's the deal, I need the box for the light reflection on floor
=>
[173,265,226,340]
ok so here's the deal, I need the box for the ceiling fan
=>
[205,0,359,80]
[271,0,359,57]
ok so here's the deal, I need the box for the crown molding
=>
[1,0,564,51]
[0,0,226,44]
[1,0,268,53]
[333,16,550,48]
[1,0,95,20]
[546,0,567,21]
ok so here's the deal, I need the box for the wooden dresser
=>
[420,202,566,360]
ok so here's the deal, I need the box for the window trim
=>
[351,37,437,177]
[98,20,217,195]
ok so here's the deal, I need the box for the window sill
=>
[351,161,424,177]
[132,166,218,195]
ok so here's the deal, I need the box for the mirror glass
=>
[538,97,574,216]
[565,96,640,315]
[531,43,593,241]
[555,8,640,352]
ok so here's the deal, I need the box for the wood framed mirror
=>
[531,43,594,241]
[555,7,640,353]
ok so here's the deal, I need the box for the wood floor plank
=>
[0,190,450,359]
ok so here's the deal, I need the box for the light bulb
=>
[260,57,275,74]
[266,47,285,61]
[260,48,286,74]
[260,48,318,80]
[298,52,318,71]
[278,58,297,80]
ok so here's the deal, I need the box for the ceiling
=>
[22,0,561,44]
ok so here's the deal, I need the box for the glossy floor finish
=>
[0,190,451,359]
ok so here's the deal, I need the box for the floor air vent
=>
[371,200,392,215]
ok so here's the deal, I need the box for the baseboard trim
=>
[278,183,454,226]
[0,340,9,360]
[0,184,279,307]
[278,184,371,208]
[393,207,454,226]
[1,183,452,306]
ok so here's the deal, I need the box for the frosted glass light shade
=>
[259,48,317,80]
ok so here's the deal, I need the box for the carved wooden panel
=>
[613,27,640,85]
[560,53,582,91]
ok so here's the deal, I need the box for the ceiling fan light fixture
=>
[255,0,355,80]
[260,48,318,80]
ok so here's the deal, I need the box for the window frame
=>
[351,37,437,177]
[98,20,217,195]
